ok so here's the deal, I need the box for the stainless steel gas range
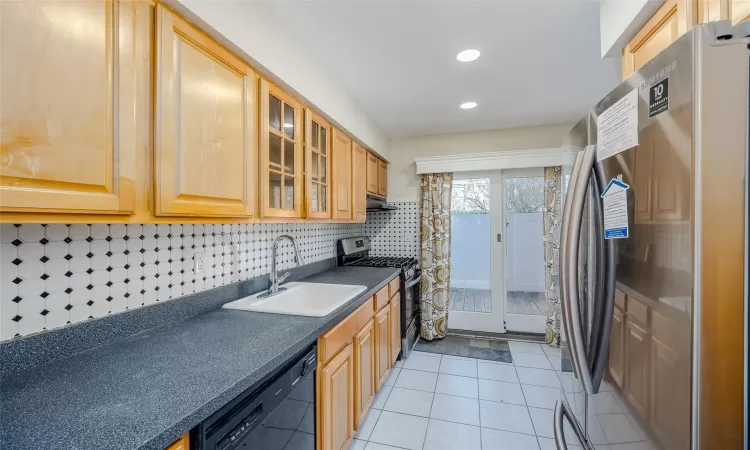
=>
[337,236,421,358]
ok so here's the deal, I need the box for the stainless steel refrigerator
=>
[554,21,749,450]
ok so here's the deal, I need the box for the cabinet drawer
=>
[615,289,627,310]
[628,298,649,327]
[319,297,374,365]
[388,278,400,298]
[373,286,389,312]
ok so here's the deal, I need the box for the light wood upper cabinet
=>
[700,0,750,23]
[378,160,388,197]
[305,110,332,219]
[633,127,654,224]
[261,80,304,218]
[651,124,688,222]
[374,305,391,389]
[390,296,401,365]
[732,0,750,22]
[352,144,368,222]
[1,0,137,214]
[331,129,352,221]
[155,5,257,217]
[318,343,354,450]
[353,319,375,429]
[366,153,379,194]
[622,0,693,79]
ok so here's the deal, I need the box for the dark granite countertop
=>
[0,266,399,450]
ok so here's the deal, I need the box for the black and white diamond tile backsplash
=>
[364,202,420,259]
[0,222,366,340]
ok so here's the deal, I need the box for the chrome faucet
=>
[263,234,304,298]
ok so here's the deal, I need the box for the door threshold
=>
[448,328,546,343]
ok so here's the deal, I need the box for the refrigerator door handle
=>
[563,144,597,393]
[560,151,585,379]
[553,398,590,450]
[589,161,617,392]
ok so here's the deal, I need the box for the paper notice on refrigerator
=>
[601,178,630,239]
[596,88,639,162]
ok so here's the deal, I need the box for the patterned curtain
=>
[543,167,563,345]
[419,173,453,341]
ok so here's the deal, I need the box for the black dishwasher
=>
[195,346,317,450]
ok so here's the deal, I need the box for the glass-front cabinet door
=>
[260,79,303,218]
[305,109,331,219]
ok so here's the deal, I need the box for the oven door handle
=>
[405,273,421,289]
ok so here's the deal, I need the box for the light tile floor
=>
[351,343,572,450]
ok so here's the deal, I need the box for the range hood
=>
[366,194,398,212]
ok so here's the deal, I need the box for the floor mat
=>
[414,334,513,363]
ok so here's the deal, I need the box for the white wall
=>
[600,0,665,58]
[388,124,572,202]
[171,0,390,158]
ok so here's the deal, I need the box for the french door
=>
[502,168,547,334]
[448,169,548,335]
[448,172,506,333]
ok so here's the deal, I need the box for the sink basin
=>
[222,282,368,317]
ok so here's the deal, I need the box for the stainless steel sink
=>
[222,282,367,317]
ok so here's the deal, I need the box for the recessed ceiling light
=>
[456,49,480,62]
[460,102,477,110]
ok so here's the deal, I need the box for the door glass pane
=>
[320,156,327,183]
[311,153,319,181]
[284,140,295,174]
[269,95,281,132]
[450,178,492,314]
[312,122,319,150]
[504,175,546,333]
[320,185,327,212]
[269,172,282,209]
[283,104,295,139]
[283,176,295,209]
[311,183,319,212]
[269,134,282,171]
[320,128,327,155]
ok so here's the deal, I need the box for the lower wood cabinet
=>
[374,305,391,389]
[164,433,189,450]
[625,317,649,418]
[609,306,625,388]
[319,343,354,450]
[390,295,401,365]
[317,279,400,450]
[650,335,689,449]
[353,319,375,429]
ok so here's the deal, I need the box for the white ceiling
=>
[268,0,621,138]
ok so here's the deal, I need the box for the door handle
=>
[589,161,617,393]
[562,145,597,394]
[553,398,590,450]
[560,150,585,383]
